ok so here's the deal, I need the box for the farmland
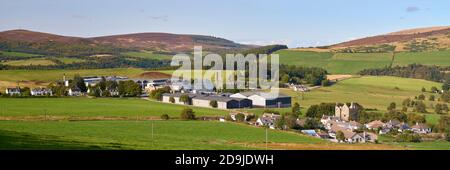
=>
[393,50,450,66]
[0,118,447,150]
[121,51,173,60]
[0,98,228,118]
[0,76,448,149]
[0,120,326,150]
[275,50,450,74]
[0,51,41,58]
[2,58,56,66]
[53,57,86,64]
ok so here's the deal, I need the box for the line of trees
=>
[359,64,450,83]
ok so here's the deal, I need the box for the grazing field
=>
[393,50,450,66]
[378,135,450,150]
[295,76,442,110]
[275,50,392,74]
[275,50,450,74]
[1,120,445,150]
[0,51,41,58]
[2,58,56,66]
[53,57,86,64]
[0,120,407,150]
[0,98,227,118]
[122,51,173,60]
[0,120,324,150]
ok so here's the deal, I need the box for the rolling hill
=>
[328,26,450,52]
[0,29,252,55]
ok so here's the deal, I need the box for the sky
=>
[1,0,449,47]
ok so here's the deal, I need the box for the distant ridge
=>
[0,29,253,53]
[330,26,450,51]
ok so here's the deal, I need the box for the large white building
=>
[230,92,291,108]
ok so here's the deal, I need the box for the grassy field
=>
[0,51,41,58]
[2,58,56,66]
[275,50,450,74]
[275,50,393,74]
[122,51,173,60]
[378,135,450,150]
[393,50,450,66]
[0,120,413,150]
[0,120,325,150]
[0,98,228,118]
[0,68,148,82]
[0,120,446,150]
[53,57,85,64]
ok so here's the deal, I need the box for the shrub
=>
[179,94,190,104]
[429,95,435,101]
[160,114,170,120]
[395,133,421,143]
[235,113,245,122]
[209,100,218,108]
[417,94,426,100]
[180,107,195,120]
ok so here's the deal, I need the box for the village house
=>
[385,119,401,129]
[320,115,361,130]
[396,123,411,132]
[320,115,342,129]
[230,92,291,108]
[5,87,21,96]
[31,88,53,96]
[329,124,377,143]
[291,84,309,92]
[335,102,360,121]
[68,87,82,96]
[365,120,386,130]
[411,123,432,134]
[256,113,282,129]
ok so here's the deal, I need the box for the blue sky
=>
[1,0,449,47]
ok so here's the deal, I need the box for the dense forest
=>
[280,64,328,86]
[242,45,288,55]
[359,64,450,83]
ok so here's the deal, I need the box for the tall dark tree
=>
[73,74,87,92]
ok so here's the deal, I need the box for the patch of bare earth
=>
[327,75,352,81]
[137,71,171,79]
[0,80,49,91]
